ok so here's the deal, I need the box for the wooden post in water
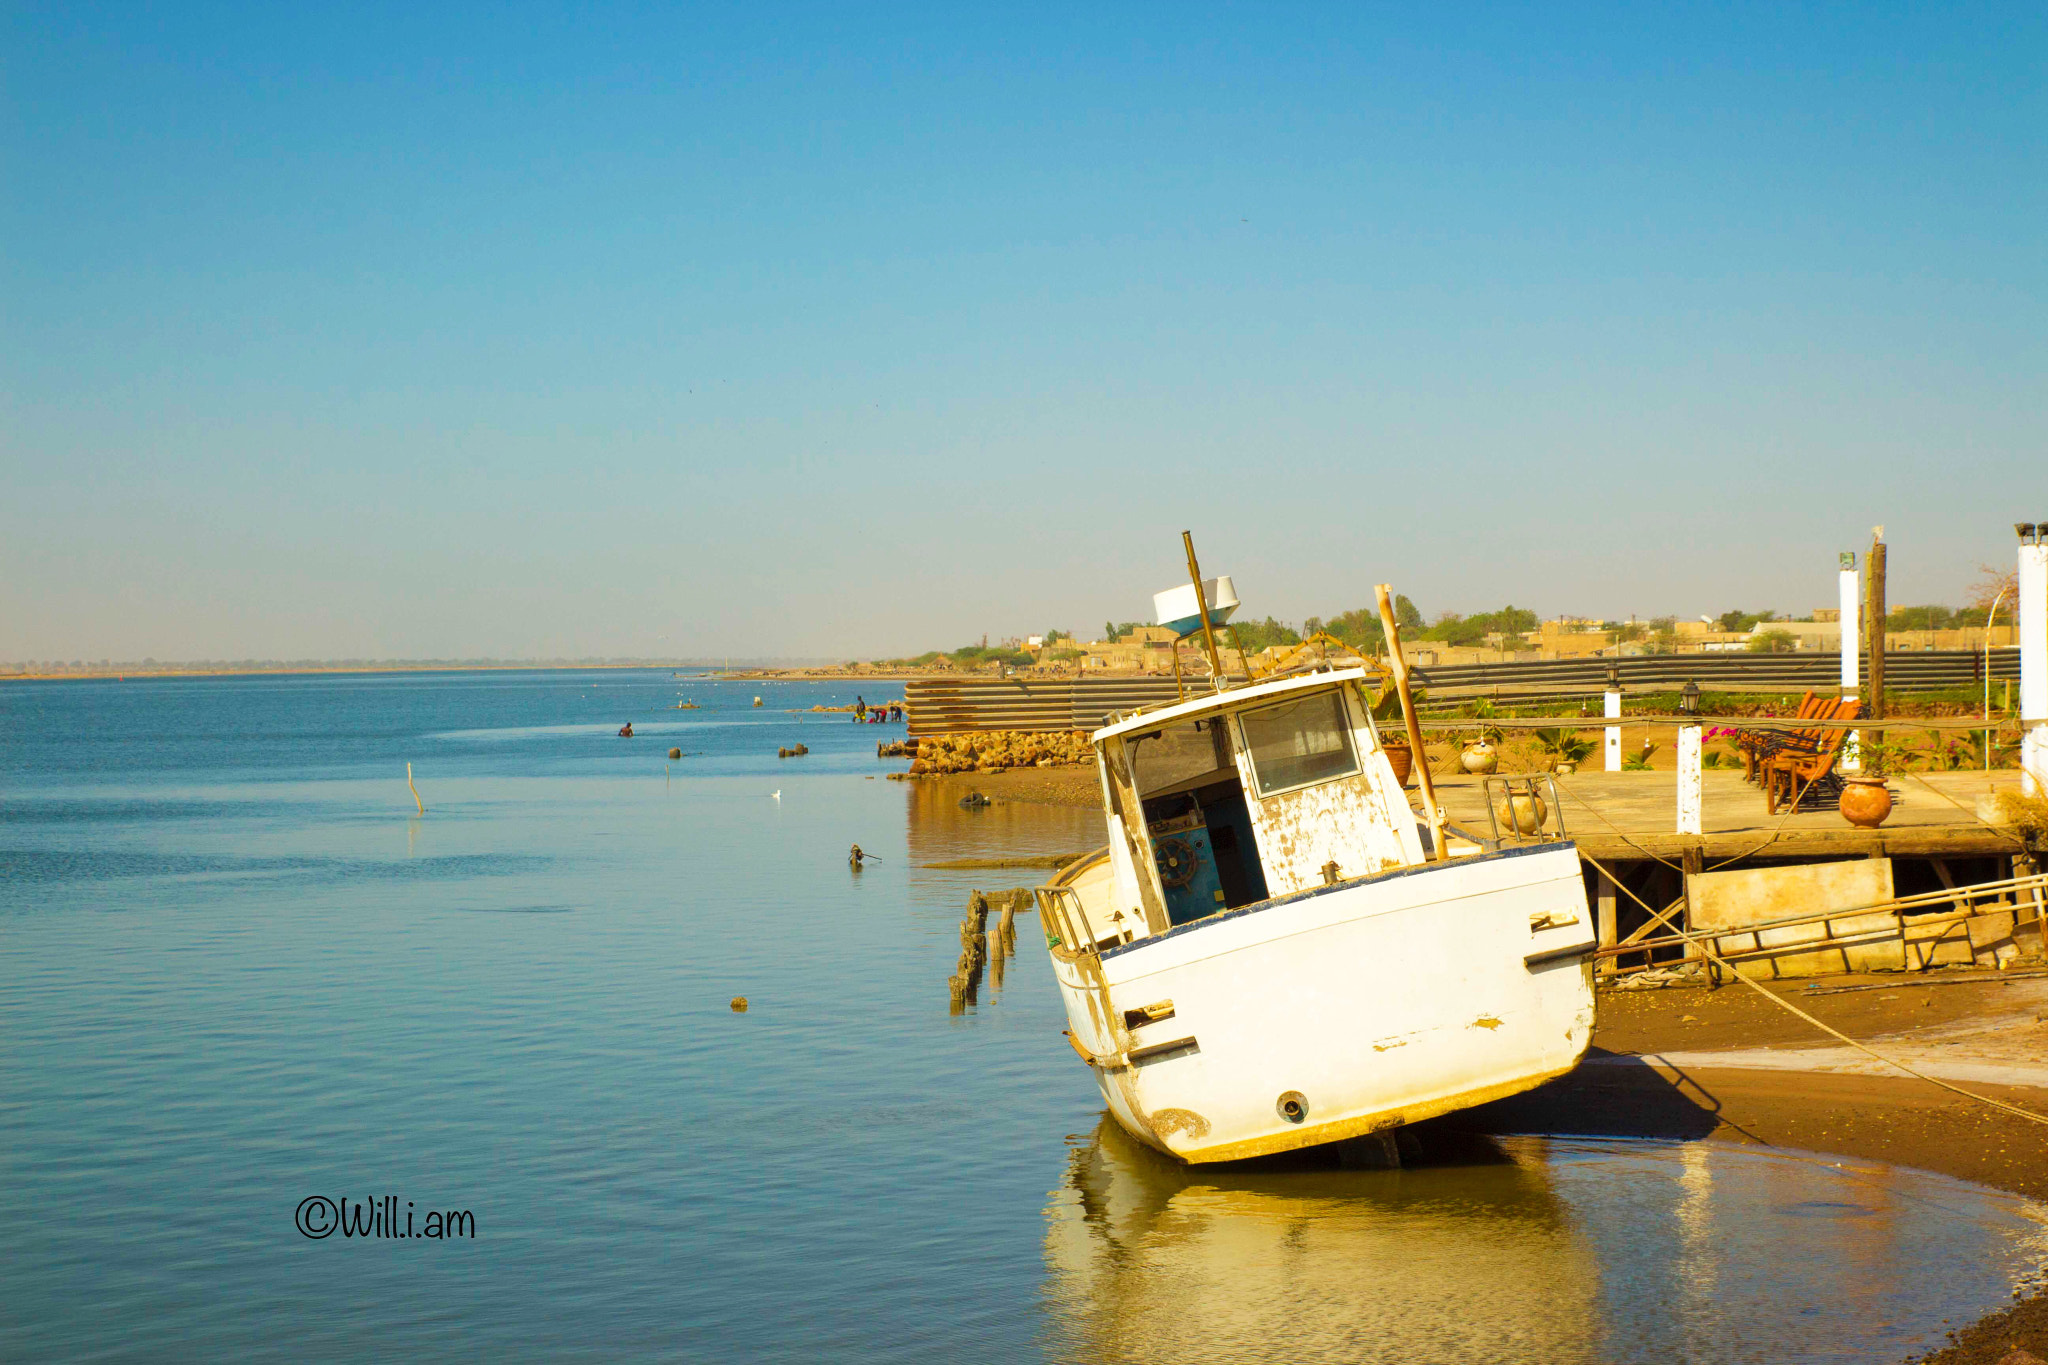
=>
[998,893,1018,957]
[1376,584,1447,862]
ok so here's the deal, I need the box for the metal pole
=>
[1376,584,1447,863]
[1181,531,1226,692]
[1985,587,2007,775]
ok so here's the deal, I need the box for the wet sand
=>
[1467,975,2048,1363]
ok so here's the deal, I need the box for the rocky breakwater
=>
[909,730,1092,774]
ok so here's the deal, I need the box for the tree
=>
[1886,605,1955,632]
[1747,629,1797,653]
[1716,609,1775,633]
[1968,565,2018,614]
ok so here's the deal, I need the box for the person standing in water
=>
[854,696,867,723]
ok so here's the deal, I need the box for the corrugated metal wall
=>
[905,649,2018,734]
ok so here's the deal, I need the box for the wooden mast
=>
[1377,584,1447,863]
[1182,531,1227,691]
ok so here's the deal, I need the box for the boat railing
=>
[1037,884,1126,958]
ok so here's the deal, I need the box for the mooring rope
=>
[1579,851,2048,1129]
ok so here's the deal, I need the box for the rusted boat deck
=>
[1430,770,2031,863]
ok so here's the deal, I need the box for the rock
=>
[1995,1350,2047,1365]
[908,729,1093,775]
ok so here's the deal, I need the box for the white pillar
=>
[1677,724,1703,835]
[1839,555,1861,773]
[1604,686,1622,772]
[2021,541,2048,798]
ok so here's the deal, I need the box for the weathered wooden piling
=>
[998,894,1018,958]
[947,891,992,1009]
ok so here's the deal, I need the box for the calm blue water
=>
[3,671,2042,1363]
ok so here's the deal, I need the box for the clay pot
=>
[1839,776,1893,829]
[1460,741,1499,775]
[1493,791,1548,835]
[1383,743,1414,787]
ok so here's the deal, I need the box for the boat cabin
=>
[1084,668,1425,946]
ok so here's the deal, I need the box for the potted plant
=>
[1369,685,1418,787]
[1533,727,1595,777]
[1839,739,1902,829]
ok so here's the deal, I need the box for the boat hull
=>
[1048,843,1596,1163]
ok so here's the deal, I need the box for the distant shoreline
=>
[1,662,769,683]
[2,662,1010,684]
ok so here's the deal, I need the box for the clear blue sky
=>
[4,2,2042,660]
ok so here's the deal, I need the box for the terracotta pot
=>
[1493,791,1548,835]
[1839,777,1893,829]
[1460,741,1499,775]
[1383,743,1414,788]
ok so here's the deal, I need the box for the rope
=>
[1579,853,2048,1129]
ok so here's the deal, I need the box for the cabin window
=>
[1239,690,1360,797]
[1129,719,1234,797]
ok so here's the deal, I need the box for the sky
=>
[4,2,2043,661]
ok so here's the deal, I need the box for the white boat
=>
[1036,651,1596,1165]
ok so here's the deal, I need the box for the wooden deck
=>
[1430,770,2033,863]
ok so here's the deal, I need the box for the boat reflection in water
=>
[1043,1119,1602,1364]
[1043,1118,2048,1365]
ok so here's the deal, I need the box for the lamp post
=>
[1984,583,2009,775]
[1676,679,1702,836]
[1603,663,1622,773]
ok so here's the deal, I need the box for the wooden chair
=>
[1763,699,1862,814]
[1747,696,1840,785]
[1739,691,1819,782]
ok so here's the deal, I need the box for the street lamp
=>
[2018,524,2040,545]
[1605,663,1620,692]
[1679,679,1700,716]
